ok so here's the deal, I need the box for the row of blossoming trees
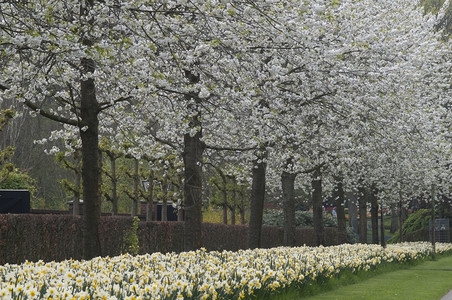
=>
[1,0,452,259]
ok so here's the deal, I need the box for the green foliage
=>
[55,149,82,207]
[122,216,140,255]
[262,210,338,228]
[403,209,432,233]
[420,0,452,38]
[388,209,431,243]
[263,210,358,243]
[0,108,41,206]
[0,146,14,166]
[208,172,249,215]
[0,109,14,128]
[0,167,41,207]
[420,0,446,14]
[0,168,35,190]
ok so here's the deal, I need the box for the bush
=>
[388,209,431,243]
[122,216,140,255]
[0,167,43,207]
[262,210,337,228]
[0,170,34,190]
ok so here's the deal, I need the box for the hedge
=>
[0,214,337,264]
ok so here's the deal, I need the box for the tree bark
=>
[347,192,359,234]
[439,195,451,218]
[162,175,168,221]
[216,169,228,224]
[230,203,236,225]
[72,150,82,216]
[109,153,118,216]
[146,172,154,222]
[334,177,347,244]
[390,203,398,234]
[131,158,139,217]
[222,202,228,224]
[177,175,184,221]
[238,181,246,225]
[370,187,379,244]
[358,187,368,244]
[281,170,296,246]
[380,199,386,248]
[183,70,203,251]
[183,129,204,250]
[229,176,237,225]
[399,203,408,242]
[312,168,324,246]
[80,57,101,259]
[247,148,267,249]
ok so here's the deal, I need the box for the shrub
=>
[388,209,431,243]
[262,210,337,228]
[0,166,42,207]
[122,216,140,255]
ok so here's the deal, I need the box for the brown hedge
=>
[0,214,337,264]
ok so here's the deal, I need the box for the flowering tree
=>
[255,0,452,246]
[0,0,140,258]
[2,0,451,256]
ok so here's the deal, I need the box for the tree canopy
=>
[1,0,452,253]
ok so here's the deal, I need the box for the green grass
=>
[268,254,452,300]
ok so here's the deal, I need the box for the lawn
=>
[298,253,452,300]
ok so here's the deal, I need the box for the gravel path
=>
[442,290,452,300]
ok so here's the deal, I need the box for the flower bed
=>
[1,242,451,299]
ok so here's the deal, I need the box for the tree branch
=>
[149,129,180,151]
[98,96,134,111]
[24,99,79,126]
[297,163,326,175]
[205,144,258,152]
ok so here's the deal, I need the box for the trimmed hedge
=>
[0,214,83,264]
[0,214,337,264]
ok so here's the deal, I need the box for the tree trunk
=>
[146,173,154,222]
[399,204,408,242]
[230,177,237,225]
[439,195,451,218]
[370,188,379,244]
[183,70,204,251]
[222,187,228,224]
[80,57,101,259]
[312,168,324,246]
[380,199,386,248]
[347,192,359,234]
[334,177,347,244]
[177,175,184,221]
[131,158,139,217]
[390,203,398,234]
[247,148,267,249]
[162,175,168,221]
[110,154,118,216]
[230,203,236,225]
[73,150,82,216]
[217,170,228,224]
[358,187,368,244]
[183,130,203,250]
[281,170,296,246]
[239,186,247,225]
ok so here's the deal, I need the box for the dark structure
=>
[0,190,30,214]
